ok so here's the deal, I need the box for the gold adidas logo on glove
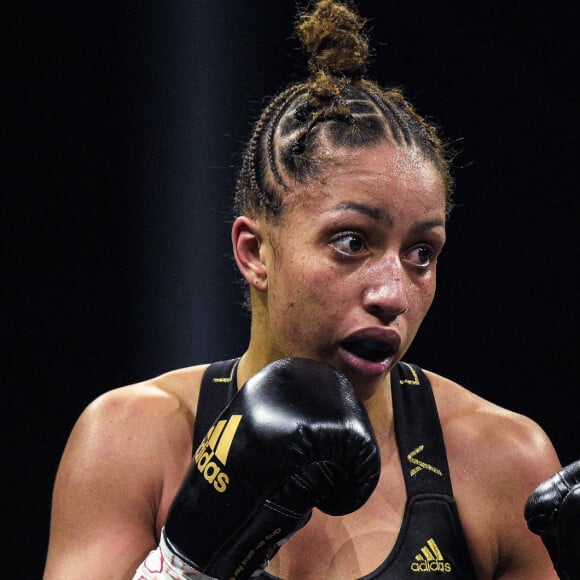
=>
[193,415,242,493]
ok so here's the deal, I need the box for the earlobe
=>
[232,216,268,291]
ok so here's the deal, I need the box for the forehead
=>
[285,142,446,216]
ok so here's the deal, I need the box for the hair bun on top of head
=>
[297,0,370,78]
[234,0,454,226]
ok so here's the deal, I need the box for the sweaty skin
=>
[233,141,561,578]
[237,143,446,398]
[44,141,561,579]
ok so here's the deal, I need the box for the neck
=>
[237,349,395,442]
[363,374,395,448]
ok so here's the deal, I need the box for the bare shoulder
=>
[424,369,561,578]
[424,369,560,478]
[66,364,209,471]
[44,364,209,579]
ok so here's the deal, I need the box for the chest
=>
[264,445,497,579]
[266,456,406,578]
[159,361,498,578]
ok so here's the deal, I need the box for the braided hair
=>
[234,0,454,220]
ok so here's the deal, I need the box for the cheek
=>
[272,261,346,327]
[288,267,335,313]
[397,279,436,354]
[409,274,437,321]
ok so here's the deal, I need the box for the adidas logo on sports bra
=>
[193,414,242,493]
[410,538,452,573]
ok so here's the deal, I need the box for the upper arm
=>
[486,413,561,579]
[433,373,562,579]
[43,385,193,580]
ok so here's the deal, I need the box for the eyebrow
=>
[411,219,446,234]
[333,202,392,224]
[330,203,445,234]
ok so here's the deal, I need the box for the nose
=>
[361,255,409,322]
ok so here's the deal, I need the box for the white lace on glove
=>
[132,528,217,580]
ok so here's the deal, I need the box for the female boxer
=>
[44,1,561,578]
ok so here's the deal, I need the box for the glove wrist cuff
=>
[132,527,216,580]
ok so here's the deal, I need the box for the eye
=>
[330,232,368,257]
[405,244,438,268]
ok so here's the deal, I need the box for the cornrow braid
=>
[234,0,455,220]
[235,83,305,216]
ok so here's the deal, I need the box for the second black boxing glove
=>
[525,460,580,580]
[163,357,381,579]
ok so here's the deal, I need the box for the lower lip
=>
[337,346,394,377]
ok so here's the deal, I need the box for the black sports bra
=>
[194,359,477,579]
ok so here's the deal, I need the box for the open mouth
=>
[341,339,394,363]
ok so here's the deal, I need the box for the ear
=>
[232,216,268,291]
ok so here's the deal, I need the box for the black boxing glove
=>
[524,460,580,580]
[162,357,381,579]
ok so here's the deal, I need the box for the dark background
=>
[6,1,578,577]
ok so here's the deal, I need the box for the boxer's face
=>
[260,141,447,391]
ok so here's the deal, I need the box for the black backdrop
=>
[7,2,579,577]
